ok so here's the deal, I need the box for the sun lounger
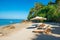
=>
[32,30,44,33]
[38,23,45,27]
[37,23,46,28]
[44,27,52,34]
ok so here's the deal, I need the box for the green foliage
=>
[27,0,60,22]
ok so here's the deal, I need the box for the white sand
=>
[1,28,35,40]
[0,22,60,40]
[0,23,36,40]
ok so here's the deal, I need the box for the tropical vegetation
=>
[27,0,60,22]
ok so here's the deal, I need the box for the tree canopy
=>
[27,0,60,22]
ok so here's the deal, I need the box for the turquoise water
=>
[0,19,23,26]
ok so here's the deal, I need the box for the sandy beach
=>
[0,22,60,40]
[0,0,60,40]
[0,22,36,40]
[0,22,32,36]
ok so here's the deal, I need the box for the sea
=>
[0,19,23,26]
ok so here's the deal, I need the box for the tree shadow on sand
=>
[45,22,60,26]
[32,33,60,40]
[32,23,60,40]
[26,27,36,29]
[51,27,60,34]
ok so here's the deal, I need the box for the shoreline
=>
[0,23,21,28]
[0,22,32,37]
[0,22,60,40]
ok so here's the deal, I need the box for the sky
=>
[0,0,55,19]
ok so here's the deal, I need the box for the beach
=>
[0,0,60,40]
[0,22,37,40]
[0,22,32,36]
[0,22,60,40]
